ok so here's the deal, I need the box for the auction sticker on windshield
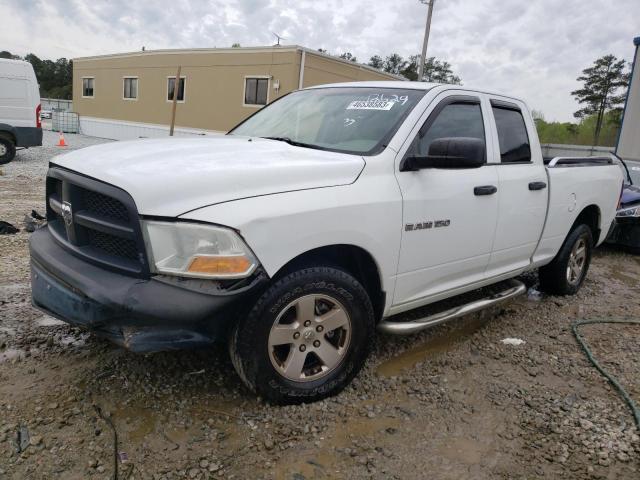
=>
[347,100,395,111]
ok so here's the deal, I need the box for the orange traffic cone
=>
[57,132,67,147]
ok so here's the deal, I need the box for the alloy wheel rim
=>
[268,294,351,382]
[0,144,6,156]
[566,237,587,285]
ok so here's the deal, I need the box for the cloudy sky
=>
[2,0,638,121]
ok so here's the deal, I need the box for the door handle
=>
[474,185,497,196]
[529,181,547,191]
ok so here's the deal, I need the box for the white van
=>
[0,58,42,164]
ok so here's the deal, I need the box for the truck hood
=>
[51,136,365,216]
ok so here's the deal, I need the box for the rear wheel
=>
[539,224,593,295]
[0,136,16,165]
[229,266,374,404]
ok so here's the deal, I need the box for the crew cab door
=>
[392,92,499,310]
[484,98,548,277]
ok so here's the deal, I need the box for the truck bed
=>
[532,156,622,265]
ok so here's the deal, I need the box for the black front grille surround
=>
[46,167,150,277]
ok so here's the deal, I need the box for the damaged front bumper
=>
[29,227,267,352]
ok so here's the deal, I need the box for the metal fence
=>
[540,143,615,159]
[41,98,72,112]
[52,111,80,133]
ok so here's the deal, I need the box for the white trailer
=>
[616,36,640,162]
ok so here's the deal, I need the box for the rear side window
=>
[492,106,531,163]
[411,102,485,157]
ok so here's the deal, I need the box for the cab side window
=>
[410,101,485,157]
[492,104,531,163]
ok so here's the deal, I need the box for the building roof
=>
[72,45,301,61]
[72,45,403,80]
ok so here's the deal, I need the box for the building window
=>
[244,77,269,106]
[123,77,138,100]
[82,77,94,98]
[167,77,185,102]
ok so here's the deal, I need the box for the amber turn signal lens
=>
[187,256,252,275]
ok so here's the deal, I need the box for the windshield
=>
[229,87,426,155]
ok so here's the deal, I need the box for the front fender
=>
[180,181,403,315]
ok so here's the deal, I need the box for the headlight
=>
[142,221,258,279]
[617,206,640,218]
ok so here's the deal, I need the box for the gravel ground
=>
[1,132,639,479]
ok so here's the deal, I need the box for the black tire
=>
[229,266,375,404]
[0,136,16,165]
[539,224,593,295]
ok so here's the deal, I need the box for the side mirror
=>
[401,137,486,171]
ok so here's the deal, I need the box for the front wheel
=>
[539,224,593,295]
[229,266,375,404]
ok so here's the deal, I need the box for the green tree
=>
[368,55,384,69]
[0,50,21,59]
[534,110,623,147]
[571,54,630,145]
[382,53,407,75]
[339,52,357,63]
[231,43,241,48]
[401,55,461,84]
[371,52,461,84]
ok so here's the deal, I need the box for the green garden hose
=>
[572,319,640,430]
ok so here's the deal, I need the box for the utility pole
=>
[417,0,435,82]
[169,65,181,136]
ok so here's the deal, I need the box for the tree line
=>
[0,50,72,99]
[324,49,630,147]
[533,54,630,147]
[328,49,462,84]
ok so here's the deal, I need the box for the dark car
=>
[606,158,640,252]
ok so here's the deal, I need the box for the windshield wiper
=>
[260,136,321,150]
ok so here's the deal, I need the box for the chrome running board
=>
[378,279,526,335]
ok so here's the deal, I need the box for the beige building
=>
[72,46,400,139]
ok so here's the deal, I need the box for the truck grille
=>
[86,229,139,260]
[45,167,149,277]
[83,190,130,223]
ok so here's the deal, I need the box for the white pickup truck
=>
[30,82,623,404]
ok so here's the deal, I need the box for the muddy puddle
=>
[107,397,244,453]
[608,268,640,288]
[274,404,401,479]
[436,436,486,464]
[376,315,489,377]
